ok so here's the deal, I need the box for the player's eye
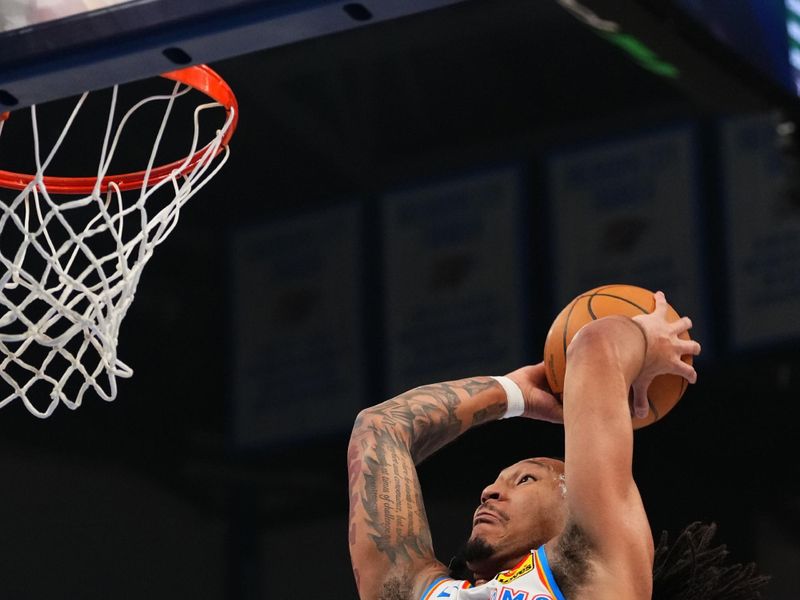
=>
[518,474,537,484]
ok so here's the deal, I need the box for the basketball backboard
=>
[0,0,465,110]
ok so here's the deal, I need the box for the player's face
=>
[467,457,567,573]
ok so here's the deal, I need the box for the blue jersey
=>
[420,546,566,600]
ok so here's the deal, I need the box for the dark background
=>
[0,0,798,598]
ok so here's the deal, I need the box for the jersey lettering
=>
[499,588,529,600]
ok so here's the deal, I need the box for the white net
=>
[0,69,235,417]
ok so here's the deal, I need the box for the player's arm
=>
[558,292,700,596]
[348,369,561,600]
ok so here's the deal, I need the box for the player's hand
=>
[630,291,702,418]
[505,363,564,423]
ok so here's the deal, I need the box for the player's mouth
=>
[473,510,503,525]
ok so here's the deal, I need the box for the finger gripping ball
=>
[543,284,693,429]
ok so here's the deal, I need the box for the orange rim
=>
[0,65,238,195]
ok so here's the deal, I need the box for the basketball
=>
[543,284,693,429]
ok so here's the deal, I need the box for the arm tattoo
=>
[361,427,433,563]
[370,379,497,463]
[471,402,506,426]
[349,378,501,570]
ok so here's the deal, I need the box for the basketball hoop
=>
[0,65,237,417]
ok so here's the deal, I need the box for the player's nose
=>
[480,481,503,504]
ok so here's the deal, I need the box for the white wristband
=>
[491,376,525,419]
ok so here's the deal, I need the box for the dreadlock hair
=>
[652,522,770,600]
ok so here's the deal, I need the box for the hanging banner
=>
[548,127,709,348]
[382,168,527,395]
[721,113,800,349]
[230,204,364,448]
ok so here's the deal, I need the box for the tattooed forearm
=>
[472,401,506,426]
[361,427,433,563]
[348,376,507,594]
[364,378,498,464]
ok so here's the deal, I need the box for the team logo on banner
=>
[496,554,533,583]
